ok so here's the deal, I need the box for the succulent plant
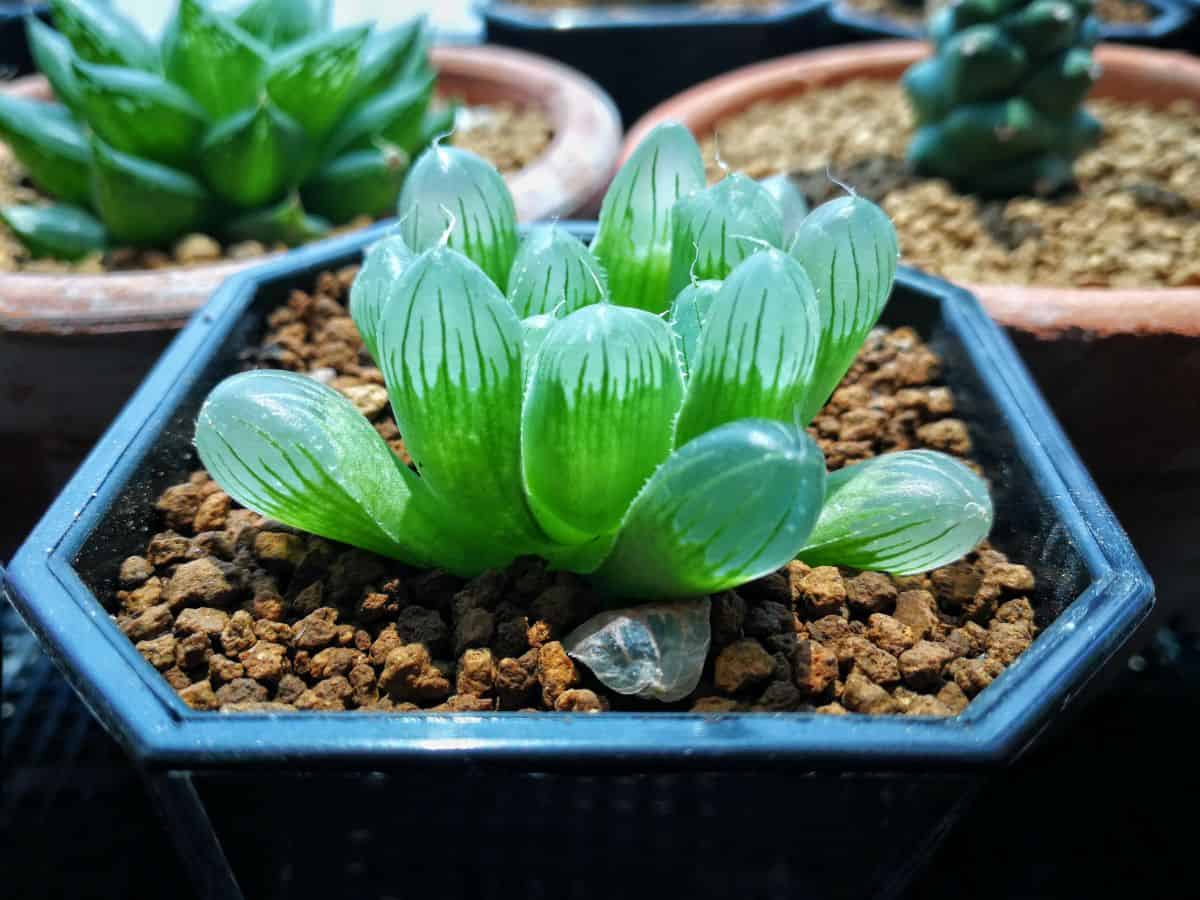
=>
[194,125,994,701]
[0,0,446,260]
[902,0,1102,196]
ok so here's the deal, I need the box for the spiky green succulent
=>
[903,0,1102,196]
[0,0,447,260]
[194,125,994,701]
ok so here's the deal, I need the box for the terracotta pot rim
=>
[624,40,1200,339]
[1,44,622,336]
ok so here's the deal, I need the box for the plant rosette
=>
[189,125,997,704]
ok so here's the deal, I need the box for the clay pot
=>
[624,40,1200,623]
[0,43,620,448]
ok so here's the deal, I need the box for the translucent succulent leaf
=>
[348,229,413,362]
[506,224,609,319]
[519,313,556,383]
[72,60,208,168]
[674,249,821,447]
[759,172,809,249]
[396,145,519,287]
[266,25,369,140]
[591,122,706,313]
[332,73,435,156]
[223,193,329,246]
[521,304,684,545]
[26,17,83,112]
[666,172,783,300]
[49,0,156,70]
[89,136,209,244]
[592,419,826,599]
[162,0,268,120]
[0,204,106,261]
[789,196,899,424]
[375,246,548,553]
[0,98,90,206]
[564,599,711,702]
[195,369,496,575]
[796,450,994,576]
[666,279,721,379]
[349,18,427,105]
[200,102,306,208]
[302,145,409,224]
[235,0,332,48]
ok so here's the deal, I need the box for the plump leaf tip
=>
[196,125,994,702]
[903,0,1102,196]
[1,0,442,258]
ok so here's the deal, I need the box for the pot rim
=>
[0,43,622,336]
[624,40,1200,339]
[3,220,1153,773]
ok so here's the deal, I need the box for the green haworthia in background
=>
[903,0,1102,196]
[0,0,444,258]
[195,129,995,703]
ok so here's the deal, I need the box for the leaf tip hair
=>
[824,165,858,199]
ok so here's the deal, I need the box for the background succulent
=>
[903,0,1102,196]
[0,0,447,260]
[195,126,994,701]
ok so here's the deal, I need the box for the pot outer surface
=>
[623,40,1200,616]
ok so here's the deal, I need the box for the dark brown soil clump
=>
[110,266,1039,716]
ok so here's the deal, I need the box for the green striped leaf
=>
[266,25,369,141]
[88,136,210,244]
[49,0,156,70]
[789,196,899,424]
[0,204,106,260]
[565,599,711,701]
[26,17,83,112]
[331,72,435,156]
[666,172,783,300]
[0,97,91,206]
[200,102,306,207]
[235,0,332,48]
[796,450,993,576]
[223,193,329,245]
[73,60,208,168]
[666,279,721,379]
[375,246,548,553]
[592,419,826,599]
[759,172,809,249]
[591,122,705,313]
[673,249,821,447]
[195,369,499,575]
[519,313,556,383]
[348,228,413,362]
[521,304,684,545]
[162,0,268,120]
[506,224,609,318]
[396,145,519,287]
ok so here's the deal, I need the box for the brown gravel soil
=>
[702,80,1200,289]
[838,0,1155,28]
[108,264,1041,717]
[0,103,554,275]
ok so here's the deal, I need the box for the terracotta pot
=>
[624,40,1200,625]
[1,43,621,337]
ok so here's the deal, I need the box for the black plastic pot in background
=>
[5,222,1153,900]
[825,0,1197,48]
[0,3,47,76]
[479,1,828,125]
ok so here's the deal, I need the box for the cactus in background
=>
[0,0,445,260]
[902,0,1103,196]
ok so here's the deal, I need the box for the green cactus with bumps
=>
[902,0,1103,197]
[0,0,446,261]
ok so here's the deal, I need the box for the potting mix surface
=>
[109,265,1040,716]
[838,0,1156,29]
[0,103,554,275]
[703,81,1200,289]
